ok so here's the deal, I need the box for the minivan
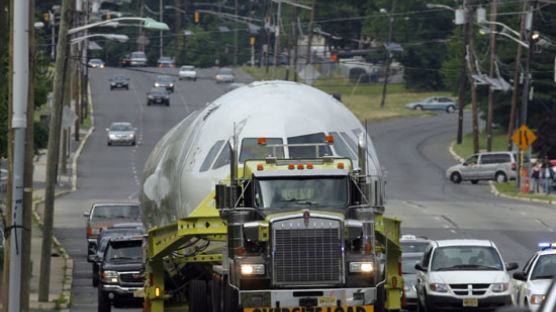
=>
[446,151,527,184]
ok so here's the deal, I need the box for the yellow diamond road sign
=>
[511,125,537,150]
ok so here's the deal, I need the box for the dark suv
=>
[97,237,144,312]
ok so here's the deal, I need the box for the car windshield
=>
[531,254,556,280]
[181,66,194,70]
[159,57,172,62]
[131,52,145,58]
[98,230,144,253]
[401,241,430,253]
[113,75,126,80]
[91,205,140,220]
[255,176,348,209]
[90,59,102,64]
[431,246,503,271]
[105,241,142,261]
[150,87,167,95]
[219,68,232,74]
[402,255,422,274]
[110,123,133,131]
[157,75,173,82]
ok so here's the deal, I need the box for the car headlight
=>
[148,95,154,99]
[154,83,160,87]
[491,283,509,292]
[169,83,174,87]
[349,262,374,273]
[429,283,449,293]
[531,294,546,304]
[111,82,115,85]
[129,134,135,138]
[216,75,221,79]
[109,134,117,139]
[102,270,119,283]
[240,264,265,276]
[100,64,104,68]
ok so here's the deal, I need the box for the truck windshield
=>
[255,177,348,209]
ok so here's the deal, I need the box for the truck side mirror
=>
[506,262,519,271]
[83,211,90,217]
[513,271,527,281]
[415,263,427,272]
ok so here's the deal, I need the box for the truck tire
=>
[188,280,208,312]
[92,264,98,287]
[224,282,240,312]
[375,284,385,312]
[97,288,111,312]
[212,276,223,312]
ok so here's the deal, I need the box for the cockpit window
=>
[256,177,348,209]
[240,138,284,162]
[340,132,358,154]
[200,140,225,172]
[287,133,332,158]
[212,142,231,169]
[330,132,355,159]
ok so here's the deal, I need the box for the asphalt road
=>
[53,66,241,311]
[52,67,555,311]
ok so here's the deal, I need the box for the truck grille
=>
[450,283,490,296]
[272,217,342,286]
[119,271,143,285]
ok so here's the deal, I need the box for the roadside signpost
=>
[511,125,537,193]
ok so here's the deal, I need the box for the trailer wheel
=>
[188,280,208,312]
[97,288,111,312]
[375,284,385,312]
[212,276,223,312]
[224,282,240,312]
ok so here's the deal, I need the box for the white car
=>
[178,65,197,81]
[513,242,556,311]
[415,239,518,311]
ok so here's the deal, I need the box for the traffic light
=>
[250,37,255,46]
[43,12,49,22]
[194,11,199,23]
[106,12,111,20]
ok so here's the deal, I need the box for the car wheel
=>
[166,101,170,106]
[107,141,112,146]
[132,140,136,146]
[450,172,462,184]
[147,101,151,106]
[97,288,111,312]
[110,87,113,90]
[471,180,479,184]
[446,105,455,113]
[125,86,129,90]
[193,77,197,81]
[415,105,423,111]
[495,172,507,183]
[92,264,98,287]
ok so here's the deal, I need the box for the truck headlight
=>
[109,134,117,139]
[240,264,265,276]
[531,294,546,304]
[169,83,174,87]
[429,283,449,293]
[491,282,509,292]
[148,95,154,99]
[349,262,374,273]
[102,270,119,283]
[154,82,160,87]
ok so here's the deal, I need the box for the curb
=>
[449,142,555,205]
[29,83,95,310]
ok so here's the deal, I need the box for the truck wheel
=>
[97,288,111,312]
[188,280,208,312]
[375,284,385,312]
[224,282,240,312]
[212,277,223,312]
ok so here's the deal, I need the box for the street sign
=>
[511,125,537,150]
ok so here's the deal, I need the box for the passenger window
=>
[340,132,358,153]
[464,155,478,165]
[422,246,433,267]
[330,132,355,159]
[480,155,495,164]
[200,140,224,172]
[212,142,231,169]
[239,138,284,162]
[287,133,332,158]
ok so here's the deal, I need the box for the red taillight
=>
[149,273,154,286]
[87,227,92,236]
[511,162,516,170]
[398,262,402,276]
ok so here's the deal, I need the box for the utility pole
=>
[39,0,72,301]
[380,0,397,108]
[20,0,35,309]
[507,2,527,151]
[8,0,29,311]
[486,0,497,152]
[468,0,479,154]
[292,2,299,81]
[51,10,56,60]
[273,0,282,76]
[174,0,181,64]
[233,0,238,66]
[159,0,163,59]
[305,0,316,65]
[456,0,470,144]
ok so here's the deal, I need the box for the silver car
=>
[446,152,524,184]
[106,122,137,146]
[215,68,234,83]
[405,96,457,113]
[178,65,197,81]
[129,51,147,67]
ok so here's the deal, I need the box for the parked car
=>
[215,68,234,83]
[90,225,145,287]
[120,54,130,67]
[147,87,170,106]
[106,122,136,146]
[178,65,197,80]
[512,242,556,312]
[88,58,105,69]
[415,239,518,312]
[403,252,424,311]
[97,236,144,311]
[446,151,527,184]
[84,202,141,263]
[157,56,175,68]
[153,75,175,92]
[129,51,147,67]
[109,74,129,90]
[405,96,457,113]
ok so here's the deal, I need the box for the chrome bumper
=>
[101,284,143,296]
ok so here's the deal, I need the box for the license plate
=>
[244,305,373,312]
[156,99,161,102]
[462,298,478,307]
[117,84,122,87]
[318,297,336,307]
